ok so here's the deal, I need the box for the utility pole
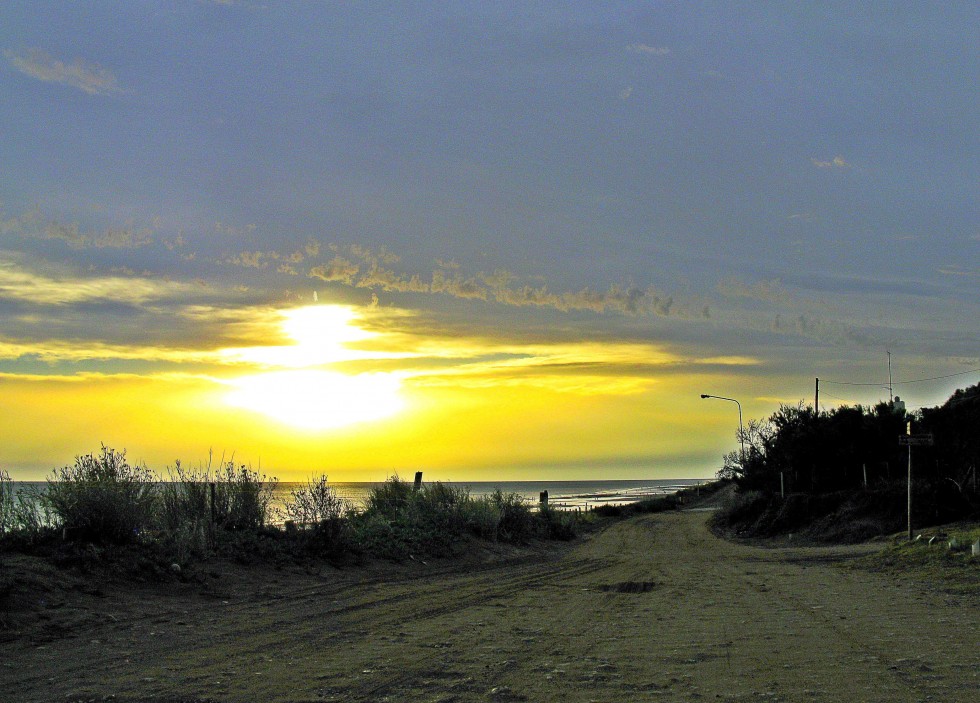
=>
[814,377,819,413]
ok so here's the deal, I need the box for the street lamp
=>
[701,394,745,467]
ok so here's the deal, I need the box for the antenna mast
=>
[887,351,894,404]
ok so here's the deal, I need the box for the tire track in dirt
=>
[5,512,978,703]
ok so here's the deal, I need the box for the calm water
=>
[278,478,705,511]
[9,478,706,514]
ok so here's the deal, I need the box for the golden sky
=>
[1,4,977,480]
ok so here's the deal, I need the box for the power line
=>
[894,368,980,384]
[820,367,979,388]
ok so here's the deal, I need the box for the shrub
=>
[365,476,415,518]
[281,475,350,526]
[213,460,276,530]
[158,460,213,530]
[0,470,12,533]
[162,456,277,532]
[42,446,158,544]
[486,490,535,543]
[538,504,577,541]
[279,476,355,559]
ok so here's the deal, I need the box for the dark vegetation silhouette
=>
[0,452,584,579]
[713,383,980,541]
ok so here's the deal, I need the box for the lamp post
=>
[701,394,745,468]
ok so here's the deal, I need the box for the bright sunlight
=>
[221,305,406,430]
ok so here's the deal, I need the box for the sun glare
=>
[225,369,404,430]
[221,305,406,430]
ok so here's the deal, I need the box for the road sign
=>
[899,434,934,446]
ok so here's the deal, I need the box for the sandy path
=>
[5,510,978,702]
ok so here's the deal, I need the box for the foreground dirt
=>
[3,511,978,703]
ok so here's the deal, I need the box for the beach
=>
[3,509,978,702]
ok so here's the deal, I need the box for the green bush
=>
[159,456,276,530]
[538,504,577,541]
[159,460,213,530]
[365,476,415,518]
[42,446,158,544]
[215,461,276,530]
[486,490,535,543]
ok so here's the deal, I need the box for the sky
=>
[1,2,977,481]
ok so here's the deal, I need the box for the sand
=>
[3,510,978,702]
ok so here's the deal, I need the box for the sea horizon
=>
[10,477,710,511]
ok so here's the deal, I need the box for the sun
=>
[225,369,404,430]
[221,305,407,430]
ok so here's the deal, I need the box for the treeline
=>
[0,447,580,573]
[713,383,979,541]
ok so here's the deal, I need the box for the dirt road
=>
[4,510,978,702]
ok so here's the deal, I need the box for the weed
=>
[0,470,12,533]
[280,475,350,526]
[42,446,157,544]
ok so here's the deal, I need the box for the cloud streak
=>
[1,208,156,249]
[5,48,123,96]
[0,257,195,306]
[307,245,692,319]
[626,44,670,56]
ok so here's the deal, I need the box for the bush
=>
[486,490,535,543]
[365,476,415,518]
[279,476,355,560]
[538,505,577,541]
[0,470,12,533]
[42,446,158,544]
[212,460,276,530]
[158,460,213,532]
[281,475,350,526]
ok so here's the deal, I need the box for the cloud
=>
[0,208,156,248]
[626,44,670,56]
[5,48,123,96]
[0,339,215,365]
[224,241,317,269]
[0,256,194,306]
[937,265,978,278]
[811,155,849,169]
[716,277,785,303]
[309,256,360,285]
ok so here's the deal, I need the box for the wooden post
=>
[780,472,785,499]
[413,471,423,492]
[863,463,867,488]
[539,490,548,509]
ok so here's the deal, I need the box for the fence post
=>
[413,471,423,492]
[539,490,548,509]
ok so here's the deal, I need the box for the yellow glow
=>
[218,305,408,429]
[224,369,404,430]
[220,305,393,368]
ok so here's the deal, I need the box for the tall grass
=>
[281,475,350,525]
[1,449,584,570]
[160,455,277,532]
[0,469,13,533]
[357,478,547,557]
[43,446,157,544]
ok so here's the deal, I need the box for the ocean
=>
[8,478,707,516]
[292,478,706,511]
